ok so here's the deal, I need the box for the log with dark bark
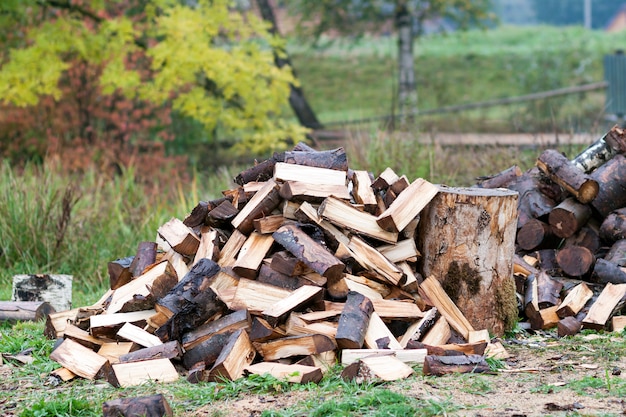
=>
[182,332,233,370]
[418,186,519,336]
[571,125,626,173]
[0,301,55,322]
[507,168,559,228]
[548,197,592,238]
[231,179,282,235]
[600,208,626,243]
[181,309,250,351]
[589,154,626,217]
[475,165,522,189]
[556,246,595,277]
[516,219,557,251]
[335,291,374,349]
[558,316,582,337]
[108,256,133,290]
[563,225,601,253]
[118,341,183,364]
[103,394,173,417]
[605,239,626,266]
[234,153,284,186]
[591,259,626,285]
[129,241,157,277]
[283,148,347,171]
[422,354,490,376]
[536,149,599,204]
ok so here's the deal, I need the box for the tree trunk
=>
[395,5,418,121]
[256,0,323,129]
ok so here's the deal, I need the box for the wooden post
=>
[12,274,72,312]
[417,186,518,336]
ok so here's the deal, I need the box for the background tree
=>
[0,0,307,170]
[288,0,494,117]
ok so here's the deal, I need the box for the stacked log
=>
[43,143,519,386]
[478,125,626,335]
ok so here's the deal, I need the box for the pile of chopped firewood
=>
[478,125,626,336]
[42,127,626,390]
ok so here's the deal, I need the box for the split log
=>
[253,215,285,234]
[182,332,233,370]
[97,342,134,365]
[341,355,414,382]
[285,313,337,339]
[108,257,133,290]
[182,309,250,351]
[600,208,626,243]
[232,232,275,279]
[589,154,626,217]
[420,316,452,346]
[231,179,281,235]
[371,167,399,191]
[50,339,117,385]
[44,308,78,338]
[230,278,292,315]
[217,230,247,267]
[207,329,256,382]
[372,299,423,319]
[118,341,183,364]
[612,316,626,332]
[157,218,200,256]
[274,162,347,186]
[556,246,595,277]
[344,277,384,300]
[548,197,592,238]
[272,223,345,281]
[318,196,398,244]
[279,181,351,201]
[103,394,173,417]
[12,274,72,312]
[418,186,518,336]
[363,312,403,350]
[257,264,310,290]
[117,322,162,348]
[335,291,374,349]
[262,285,324,326]
[0,301,55,322]
[245,362,323,384]
[207,200,239,228]
[536,149,599,204]
[270,251,312,276]
[376,178,439,233]
[348,236,404,286]
[475,165,522,189]
[422,354,490,376]
[376,239,420,264]
[129,242,158,277]
[249,317,287,343]
[582,283,626,330]
[283,147,348,171]
[254,334,336,361]
[90,310,156,339]
[406,341,487,356]
[556,282,593,318]
[63,323,105,351]
[112,358,178,387]
[294,201,350,249]
[351,170,378,213]
[558,316,582,337]
[340,349,427,366]
[193,228,219,265]
[529,305,560,330]
[419,276,475,340]
[399,307,439,347]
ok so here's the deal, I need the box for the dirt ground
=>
[184,332,626,417]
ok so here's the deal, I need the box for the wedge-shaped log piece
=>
[98,342,134,364]
[295,201,350,248]
[285,313,338,339]
[335,291,374,349]
[232,232,275,279]
[274,162,347,186]
[193,228,219,265]
[182,309,250,350]
[536,149,599,204]
[117,322,162,348]
[371,167,399,191]
[376,178,439,233]
[207,329,256,382]
[118,341,182,364]
[107,261,177,314]
[582,283,626,330]
[556,282,593,318]
[423,354,490,376]
[253,215,285,234]
[63,323,104,351]
[112,358,178,388]
[50,339,116,384]
[273,223,345,280]
[371,299,423,319]
[319,197,398,244]
[341,349,427,366]
[231,179,281,235]
[157,218,200,256]
[376,239,421,263]
[341,355,414,383]
[43,307,78,338]
[90,310,156,339]
[345,274,390,297]
[420,276,475,341]
[529,305,561,330]
[399,307,439,348]
[249,317,287,343]
[262,285,324,327]
[254,334,336,361]
[217,230,247,267]
[230,278,292,315]
[245,362,323,384]
[558,316,582,337]
[108,256,133,290]
[182,332,233,370]
[420,316,451,346]
[364,312,402,350]
[344,277,384,300]
[279,181,351,201]
[102,394,173,417]
[351,170,377,212]
[348,236,404,285]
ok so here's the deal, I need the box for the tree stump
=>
[417,186,518,336]
[12,274,72,312]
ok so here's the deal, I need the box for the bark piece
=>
[254,334,336,361]
[600,208,626,243]
[340,349,427,366]
[592,258,626,285]
[376,178,439,233]
[118,341,183,364]
[12,274,72,312]
[283,147,348,171]
[50,339,116,385]
[549,197,592,238]
[589,154,626,217]
[399,308,439,348]
[157,218,200,256]
[129,242,158,277]
[556,282,593,318]
[245,362,323,384]
[418,186,519,336]
[582,283,626,330]
[536,149,599,204]
[558,316,582,337]
[556,246,595,277]
[423,354,490,376]
[319,196,398,244]
[335,291,374,349]
[112,358,178,387]
[102,394,173,417]
[232,232,275,279]
[273,223,345,280]
[341,355,414,382]
[207,329,256,382]
[262,285,324,327]
[0,301,55,322]
[182,309,250,351]
[231,179,281,235]
[348,236,405,285]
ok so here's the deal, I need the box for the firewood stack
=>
[477,125,626,337]
[43,141,520,387]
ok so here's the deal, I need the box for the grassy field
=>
[291,25,626,132]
